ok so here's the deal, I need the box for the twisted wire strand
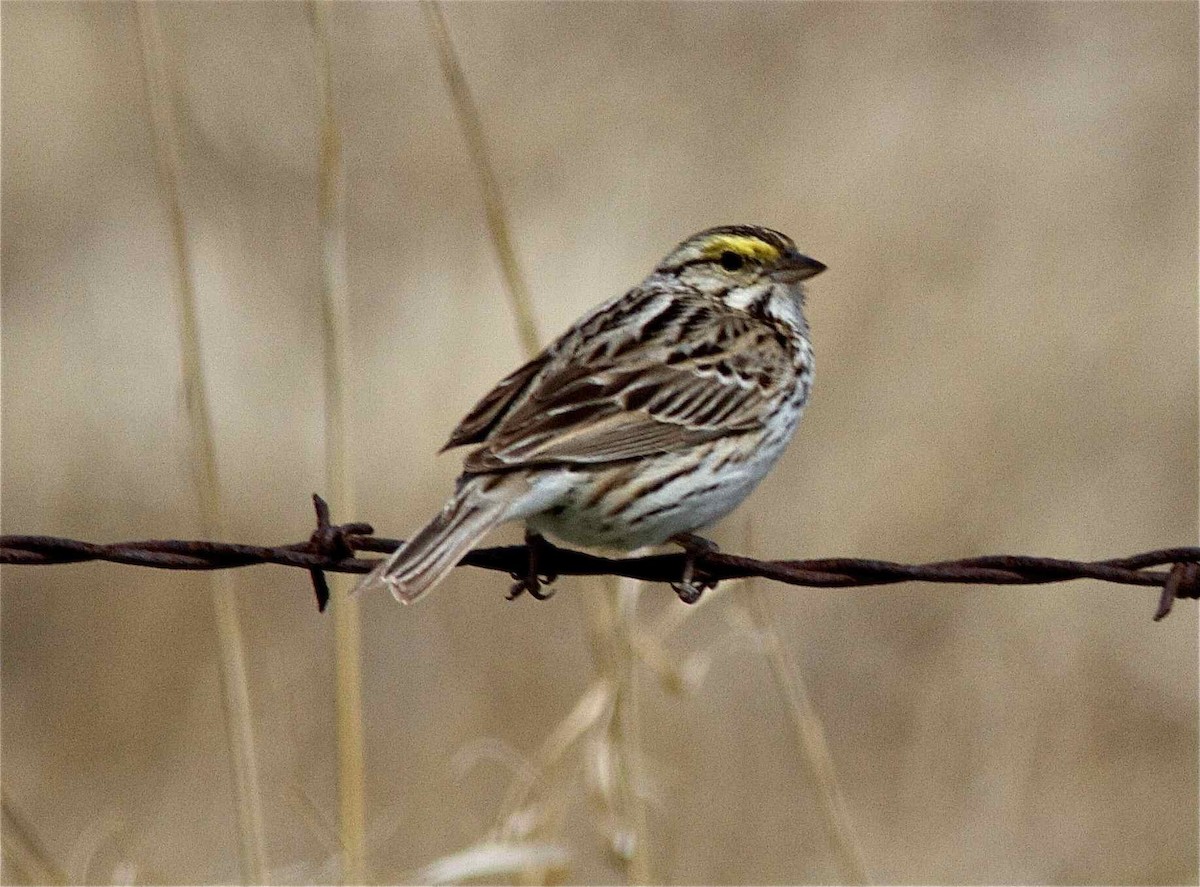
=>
[3,496,1197,621]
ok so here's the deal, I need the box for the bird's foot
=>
[508,530,559,601]
[669,532,719,604]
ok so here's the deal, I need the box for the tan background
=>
[2,2,1197,884]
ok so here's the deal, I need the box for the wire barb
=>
[1,499,1196,621]
[1154,561,1200,622]
[306,494,373,612]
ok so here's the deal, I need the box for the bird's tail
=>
[355,476,513,604]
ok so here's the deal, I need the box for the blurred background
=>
[2,2,1196,884]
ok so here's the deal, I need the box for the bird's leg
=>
[669,532,719,604]
[507,530,559,601]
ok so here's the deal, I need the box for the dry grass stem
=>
[629,631,692,695]
[494,679,614,841]
[453,738,539,787]
[306,3,368,881]
[602,576,653,883]
[287,784,344,859]
[409,841,571,885]
[65,814,125,884]
[280,785,374,884]
[420,0,541,357]
[2,793,68,885]
[740,524,870,884]
[134,5,268,882]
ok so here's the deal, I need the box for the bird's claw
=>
[669,533,720,604]
[670,578,707,605]
[508,575,556,601]
[507,531,558,601]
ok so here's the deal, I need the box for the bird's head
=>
[654,224,825,322]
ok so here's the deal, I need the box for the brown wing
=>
[441,351,551,451]
[462,290,793,473]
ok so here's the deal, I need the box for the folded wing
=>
[454,292,792,472]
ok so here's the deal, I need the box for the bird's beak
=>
[774,253,827,283]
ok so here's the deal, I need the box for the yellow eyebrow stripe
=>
[698,234,781,264]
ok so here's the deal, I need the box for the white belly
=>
[525,402,803,551]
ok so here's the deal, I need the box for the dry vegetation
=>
[2,2,1197,884]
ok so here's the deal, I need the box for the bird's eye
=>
[719,250,745,271]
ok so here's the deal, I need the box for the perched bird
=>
[357,225,824,604]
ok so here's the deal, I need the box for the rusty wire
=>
[2,495,1197,621]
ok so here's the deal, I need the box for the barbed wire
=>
[2,496,1197,621]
